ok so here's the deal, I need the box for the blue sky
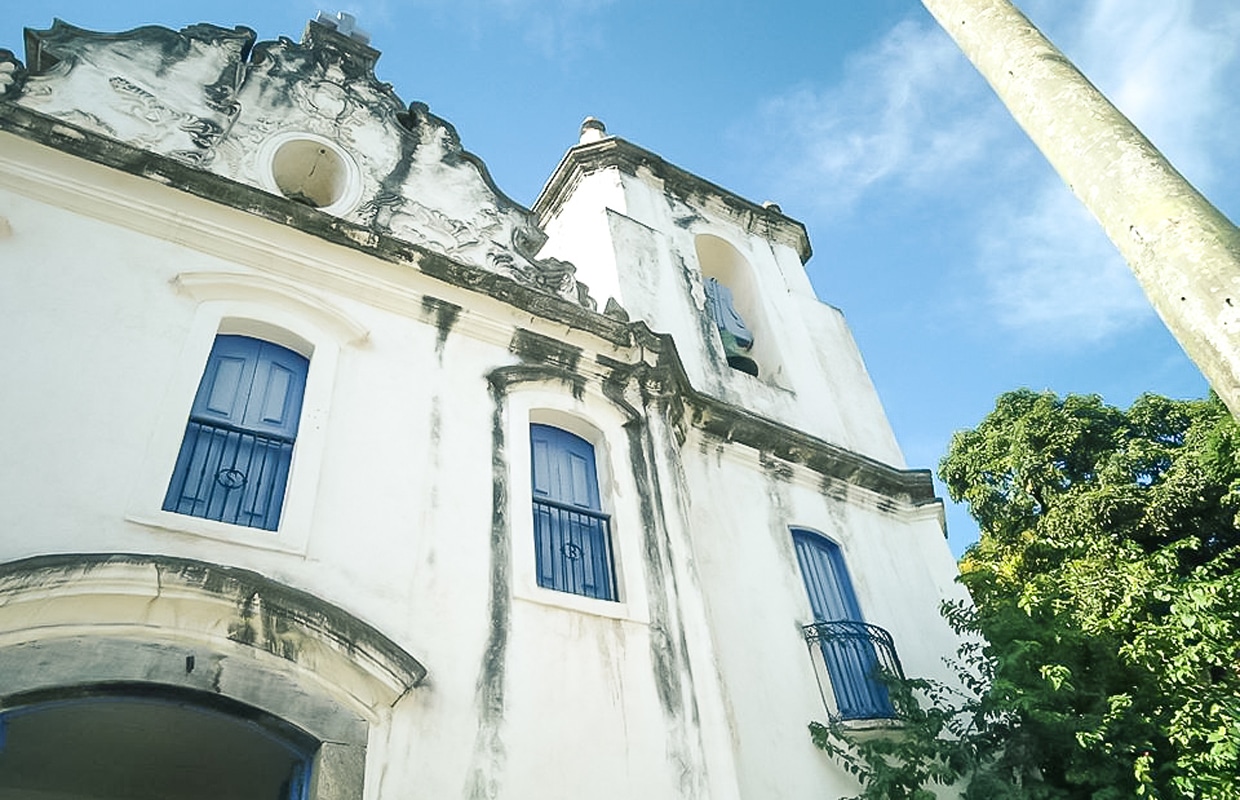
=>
[7,1,1238,555]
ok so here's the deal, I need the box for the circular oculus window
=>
[259,133,361,216]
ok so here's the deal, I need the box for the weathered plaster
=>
[7,20,588,304]
[0,553,426,697]
[463,377,513,800]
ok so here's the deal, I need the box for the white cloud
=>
[974,185,1151,345]
[1036,0,1240,194]
[752,19,1007,213]
[753,0,1240,348]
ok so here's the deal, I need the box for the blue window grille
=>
[792,529,899,721]
[163,335,309,531]
[530,424,616,601]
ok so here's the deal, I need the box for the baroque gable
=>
[3,18,585,303]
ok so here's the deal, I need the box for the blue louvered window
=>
[163,335,309,531]
[530,424,616,601]
[792,529,897,720]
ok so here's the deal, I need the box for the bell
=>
[720,330,760,377]
[705,278,761,378]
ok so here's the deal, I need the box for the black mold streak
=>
[489,364,586,404]
[759,451,795,482]
[763,459,799,572]
[464,378,512,800]
[509,328,581,372]
[508,329,586,400]
[674,252,729,386]
[428,394,442,511]
[642,411,704,737]
[653,413,706,741]
[605,372,703,797]
[421,295,461,362]
[624,419,680,717]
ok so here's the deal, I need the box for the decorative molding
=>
[172,271,371,345]
[9,19,590,304]
[534,136,813,264]
[0,553,426,707]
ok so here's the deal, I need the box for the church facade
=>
[0,16,964,800]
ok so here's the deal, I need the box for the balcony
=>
[531,498,616,601]
[803,620,904,722]
[162,420,294,531]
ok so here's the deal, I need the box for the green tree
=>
[817,391,1240,798]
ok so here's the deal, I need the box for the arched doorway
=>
[0,553,428,800]
[0,685,316,800]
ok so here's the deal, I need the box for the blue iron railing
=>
[803,620,903,721]
[163,419,294,531]
[532,497,616,601]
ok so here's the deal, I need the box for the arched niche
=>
[693,234,782,380]
[0,553,427,800]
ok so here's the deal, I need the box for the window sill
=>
[514,583,649,625]
[125,510,309,556]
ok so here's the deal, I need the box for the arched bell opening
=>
[694,234,782,381]
[0,684,317,800]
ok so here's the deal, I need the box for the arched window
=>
[792,529,895,720]
[530,424,616,601]
[162,335,309,531]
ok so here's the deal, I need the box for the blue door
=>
[163,335,308,531]
[530,424,615,600]
[792,529,893,719]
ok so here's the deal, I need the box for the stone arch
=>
[0,553,426,800]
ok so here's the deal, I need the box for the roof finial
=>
[579,117,607,145]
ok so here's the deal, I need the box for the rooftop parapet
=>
[3,18,588,304]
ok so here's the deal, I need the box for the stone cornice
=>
[0,103,628,341]
[0,102,932,511]
[533,136,813,264]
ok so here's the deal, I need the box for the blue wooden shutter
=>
[530,424,615,600]
[164,335,308,531]
[792,529,893,719]
[793,530,863,624]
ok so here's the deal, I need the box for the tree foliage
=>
[817,390,1240,798]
